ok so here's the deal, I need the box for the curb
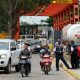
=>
[51,57,80,80]
[62,65,80,80]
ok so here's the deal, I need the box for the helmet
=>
[40,49,45,54]
[57,39,61,45]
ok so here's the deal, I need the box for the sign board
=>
[52,0,73,3]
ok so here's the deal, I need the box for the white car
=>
[0,39,20,73]
[16,39,24,49]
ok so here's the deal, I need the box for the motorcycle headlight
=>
[0,54,7,59]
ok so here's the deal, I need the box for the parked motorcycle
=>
[19,56,30,77]
[40,54,52,75]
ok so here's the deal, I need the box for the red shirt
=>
[77,46,80,58]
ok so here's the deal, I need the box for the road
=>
[0,54,76,80]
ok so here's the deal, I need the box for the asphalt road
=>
[0,54,76,80]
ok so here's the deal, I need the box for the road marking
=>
[62,68,77,80]
[52,57,80,80]
[63,66,80,80]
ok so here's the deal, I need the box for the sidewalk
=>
[62,54,80,80]
[51,52,80,80]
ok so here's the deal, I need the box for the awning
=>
[39,3,70,16]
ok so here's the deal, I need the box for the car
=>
[0,39,20,73]
[25,35,34,44]
[31,40,41,53]
[16,39,24,49]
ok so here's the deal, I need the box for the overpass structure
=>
[13,0,79,40]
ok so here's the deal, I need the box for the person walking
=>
[53,39,70,71]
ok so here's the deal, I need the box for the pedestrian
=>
[77,46,80,67]
[53,39,70,71]
[66,43,71,55]
[77,46,80,68]
[48,41,53,53]
[70,41,78,69]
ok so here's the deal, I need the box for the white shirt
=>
[71,46,74,51]
[53,46,64,52]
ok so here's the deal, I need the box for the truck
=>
[62,24,80,43]
[62,24,80,60]
[0,39,21,73]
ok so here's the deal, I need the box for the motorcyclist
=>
[39,44,51,70]
[40,44,50,57]
[19,43,31,72]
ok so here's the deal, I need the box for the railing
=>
[19,34,47,39]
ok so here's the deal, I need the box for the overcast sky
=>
[20,16,49,25]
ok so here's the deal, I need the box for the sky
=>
[20,16,49,25]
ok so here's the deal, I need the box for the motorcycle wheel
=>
[25,64,30,77]
[25,72,28,77]
[45,65,48,75]
[21,65,25,77]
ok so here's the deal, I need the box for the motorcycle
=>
[19,56,30,77]
[40,53,52,75]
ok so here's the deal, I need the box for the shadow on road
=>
[0,70,19,74]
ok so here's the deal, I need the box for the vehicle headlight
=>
[0,54,7,59]
[37,45,40,48]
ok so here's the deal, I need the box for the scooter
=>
[40,53,52,75]
[19,56,30,77]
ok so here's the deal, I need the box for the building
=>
[38,0,79,42]
[13,0,79,40]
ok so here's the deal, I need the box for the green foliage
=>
[41,17,53,26]
[18,0,51,12]
[46,17,53,26]
[0,0,51,36]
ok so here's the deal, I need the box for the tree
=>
[46,17,53,26]
[41,17,53,26]
[0,0,19,38]
[0,0,51,38]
